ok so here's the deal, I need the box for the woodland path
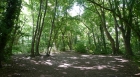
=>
[0,52,140,77]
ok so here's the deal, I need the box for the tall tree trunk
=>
[68,32,73,50]
[115,21,119,54]
[118,18,133,56]
[102,0,116,54]
[124,1,133,56]
[113,14,119,54]
[94,3,116,54]
[102,18,116,54]
[35,13,42,55]
[61,29,66,51]
[30,0,35,56]
[91,28,97,51]
[0,36,7,68]
[30,0,43,57]
[35,0,48,56]
[46,0,58,56]
[8,27,18,55]
[97,36,102,52]
[121,27,133,56]
[7,2,21,55]
[100,24,107,53]
[0,0,22,68]
[100,8,116,54]
[117,0,134,56]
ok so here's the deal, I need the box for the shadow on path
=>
[0,52,140,77]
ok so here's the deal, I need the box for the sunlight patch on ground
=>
[97,65,107,70]
[26,57,31,59]
[58,63,72,68]
[45,62,53,66]
[81,55,90,57]
[72,65,107,70]
[46,60,51,62]
[81,55,94,59]
[30,60,36,63]
[117,65,124,67]
[135,73,140,75]
[43,60,53,66]
[68,57,78,59]
[99,55,106,57]
[73,66,94,70]
[115,58,129,62]
[110,67,118,71]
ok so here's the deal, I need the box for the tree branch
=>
[87,0,112,11]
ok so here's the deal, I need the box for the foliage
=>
[74,41,87,53]
[0,0,22,68]
[132,55,140,68]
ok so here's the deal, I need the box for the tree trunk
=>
[115,22,119,54]
[8,26,19,55]
[101,9,116,54]
[35,0,48,56]
[113,13,119,54]
[94,3,116,54]
[68,32,73,50]
[35,12,42,55]
[100,25,107,53]
[46,0,57,56]
[0,35,7,68]
[103,24,116,54]
[30,0,43,57]
[30,40,35,57]
[123,27,133,56]
[0,0,22,68]
[91,28,97,51]
[97,36,102,52]
[61,31,66,51]
[119,1,134,56]
[7,1,21,55]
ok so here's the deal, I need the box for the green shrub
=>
[74,41,87,53]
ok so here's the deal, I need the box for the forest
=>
[0,0,140,76]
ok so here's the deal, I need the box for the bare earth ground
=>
[0,52,140,77]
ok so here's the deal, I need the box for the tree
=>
[0,0,22,68]
[46,0,58,56]
[87,0,138,56]
[30,0,49,56]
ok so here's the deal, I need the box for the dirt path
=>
[0,52,140,77]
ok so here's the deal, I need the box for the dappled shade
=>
[0,52,139,77]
